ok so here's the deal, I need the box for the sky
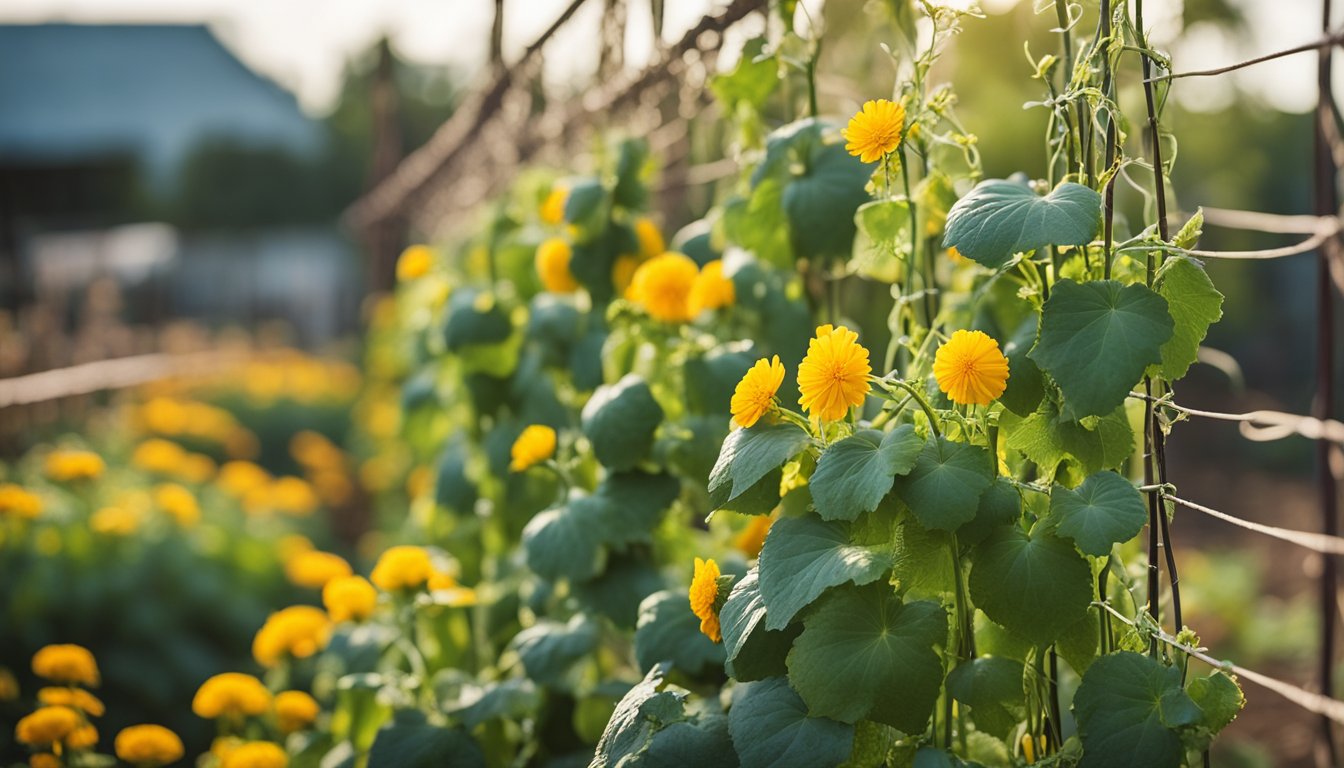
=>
[0,0,1330,115]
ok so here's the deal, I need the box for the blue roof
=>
[0,24,321,179]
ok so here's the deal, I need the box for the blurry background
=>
[0,0,1338,765]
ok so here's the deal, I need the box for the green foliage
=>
[719,568,800,682]
[1073,652,1202,768]
[709,423,813,509]
[1155,257,1225,381]
[635,591,725,677]
[582,375,665,470]
[892,437,993,532]
[759,516,895,630]
[368,720,485,768]
[810,426,923,522]
[946,657,1027,741]
[943,179,1102,268]
[969,526,1093,646]
[1047,471,1147,557]
[728,677,854,768]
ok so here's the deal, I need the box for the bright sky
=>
[0,0,1328,114]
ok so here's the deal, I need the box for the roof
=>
[0,24,321,179]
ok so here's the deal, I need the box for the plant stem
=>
[879,378,941,438]
[900,147,928,326]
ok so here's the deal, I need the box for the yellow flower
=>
[323,576,378,623]
[734,515,774,559]
[540,183,569,225]
[510,425,557,472]
[29,754,60,768]
[154,483,199,527]
[285,551,352,589]
[115,724,184,767]
[15,706,80,747]
[274,691,319,734]
[0,484,42,519]
[842,98,906,163]
[0,667,18,700]
[688,260,735,315]
[612,255,641,296]
[92,506,140,536]
[290,431,344,470]
[536,238,580,293]
[269,477,319,517]
[933,330,1010,406]
[44,450,104,482]
[396,245,433,281]
[131,439,185,475]
[797,324,872,422]
[217,461,271,498]
[252,606,331,667]
[192,673,272,720]
[179,453,217,483]
[634,217,665,258]
[37,687,105,717]
[628,252,698,323]
[220,741,288,768]
[370,545,434,591]
[66,724,98,750]
[32,645,99,687]
[428,571,478,606]
[277,534,313,561]
[688,557,724,643]
[730,356,786,429]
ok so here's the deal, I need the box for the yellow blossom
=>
[933,330,1010,406]
[0,484,42,519]
[91,506,140,536]
[252,606,331,668]
[192,673,271,720]
[37,687,105,717]
[29,754,60,768]
[15,707,81,747]
[0,667,18,700]
[290,431,344,470]
[734,515,774,559]
[730,356,786,429]
[285,551,352,589]
[217,461,271,498]
[65,724,98,750]
[842,99,906,163]
[370,546,434,591]
[634,217,665,258]
[44,450,105,482]
[130,439,185,475]
[688,557,724,643]
[509,425,557,472]
[540,183,569,225]
[322,576,378,623]
[220,741,288,768]
[269,476,320,517]
[612,255,641,296]
[628,252,698,323]
[154,483,199,527]
[274,691,319,734]
[797,324,873,422]
[536,238,580,293]
[688,260,735,315]
[396,245,433,281]
[32,645,99,687]
[115,724,184,767]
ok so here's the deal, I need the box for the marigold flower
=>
[29,754,60,768]
[933,329,1010,406]
[370,545,434,591]
[628,252,698,323]
[540,183,569,225]
[220,741,288,768]
[154,483,199,527]
[842,98,906,163]
[396,245,433,281]
[536,238,580,293]
[634,217,665,259]
[131,438,185,475]
[273,691,319,734]
[179,453,217,483]
[44,450,105,482]
[252,606,331,668]
[688,557,724,643]
[734,515,774,559]
[797,324,873,422]
[284,551,352,589]
[92,506,141,537]
[115,724,184,767]
[730,356,786,429]
[612,255,641,296]
[15,706,80,747]
[32,645,99,687]
[192,673,272,720]
[65,724,98,750]
[510,425,557,472]
[0,484,42,519]
[38,687,104,717]
[217,461,271,498]
[688,260,735,315]
[268,477,319,517]
[0,667,18,700]
[322,575,378,623]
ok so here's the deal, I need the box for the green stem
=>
[877,378,941,438]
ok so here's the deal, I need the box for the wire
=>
[1164,494,1344,556]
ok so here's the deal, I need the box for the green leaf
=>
[728,677,855,768]
[943,179,1102,269]
[591,662,687,767]
[892,437,994,532]
[582,374,665,470]
[1155,257,1223,381]
[959,478,1023,548]
[786,585,947,731]
[522,498,607,582]
[759,516,895,630]
[596,471,682,547]
[573,554,666,630]
[508,615,599,686]
[644,714,737,767]
[563,178,607,224]
[811,426,924,522]
[946,657,1027,741]
[684,350,754,417]
[1057,611,1100,676]
[1029,280,1174,419]
[852,199,912,282]
[709,423,813,509]
[635,590,725,677]
[709,37,777,110]
[1048,471,1147,557]
[1074,652,1198,768]
[999,314,1044,417]
[1187,671,1244,734]
[612,138,650,210]
[1001,397,1133,477]
[969,526,1092,646]
[1172,207,1204,249]
[447,679,541,730]
[367,723,485,768]
[719,568,801,681]
[443,289,513,350]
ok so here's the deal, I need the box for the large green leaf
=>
[447,679,541,730]
[591,662,686,767]
[946,657,1027,741]
[1187,671,1244,734]
[852,199,912,282]
[943,179,1102,268]
[959,478,1023,548]
[596,471,682,547]
[810,426,924,522]
[709,36,777,111]
[1029,280,1174,419]
[1047,471,1147,557]
[719,568,800,682]
[999,314,1044,417]
[786,585,947,730]
[582,375,665,470]
[1155,256,1224,382]
[573,554,666,630]
[643,714,737,767]
[709,423,813,509]
[522,498,607,582]
[892,437,994,532]
[969,526,1092,646]
[1074,652,1200,768]
[508,615,599,686]
[728,677,854,768]
[634,590,725,677]
[759,516,894,630]
[1000,397,1133,477]
[367,723,485,768]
